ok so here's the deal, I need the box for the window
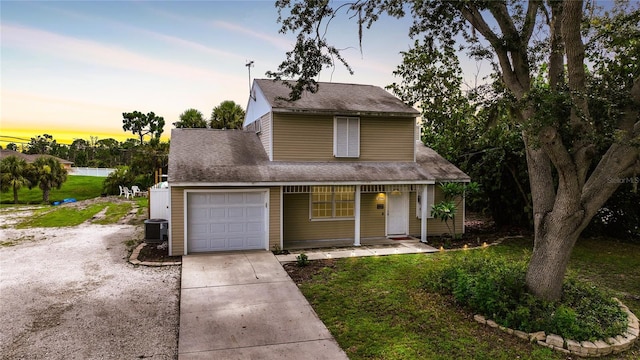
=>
[311,185,355,219]
[416,185,435,219]
[255,118,262,134]
[334,116,359,157]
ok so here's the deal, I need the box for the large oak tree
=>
[269,0,640,301]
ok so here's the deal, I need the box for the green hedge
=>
[424,254,628,341]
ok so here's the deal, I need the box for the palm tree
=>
[30,156,68,203]
[0,155,30,204]
[210,101,245,129]
[174,108,207,128]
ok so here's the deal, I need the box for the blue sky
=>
[1,0,417,145]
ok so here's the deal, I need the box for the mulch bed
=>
[426,213,529,249]
[135,213,529,268]
[136,242,182,262]
[283,259,337,284]
[282,213,531,283]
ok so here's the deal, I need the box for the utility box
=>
[144,219,168,243]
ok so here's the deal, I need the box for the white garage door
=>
[187,191,267,252]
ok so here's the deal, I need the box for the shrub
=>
[426,254,628,341]
[584,184,640,241]
[102,166,135,195]
[296,253,309,267]
[133,173,154,190]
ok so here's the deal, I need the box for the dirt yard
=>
[0,207,181,360]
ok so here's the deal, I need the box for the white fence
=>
[69,167,116,177]
[149,187,170,220]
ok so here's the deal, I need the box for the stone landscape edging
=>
[473,298,639,357]
[129,242,181,266]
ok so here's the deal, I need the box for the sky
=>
[1,0,422,147]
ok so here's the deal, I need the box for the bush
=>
[585,184,640,241]
[296,253,309,267]
[133,174,154,190]
[102,166,135,195]
[426,254,628,341]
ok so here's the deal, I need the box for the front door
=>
[387,191,408,235]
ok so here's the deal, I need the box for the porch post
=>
[354,185,361,246]
[420,185,428,243]
[280,186,284,249]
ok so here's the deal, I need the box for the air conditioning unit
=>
[144,219,168,243]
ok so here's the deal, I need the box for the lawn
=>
[292,237,640,360]
[0,175,105,205]
[12,198,138,229]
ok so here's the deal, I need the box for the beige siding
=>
[360,193,386,237]
[170,187,185,256]
[409,188,464,236]
[283,193,355,242]
[272,113,416,161]
[257,113,272,159]
[269,187,281,250]
[360,116,414,161]
[273,114,334,161]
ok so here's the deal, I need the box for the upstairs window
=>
[334,116,360,158]
[255,118,262,134]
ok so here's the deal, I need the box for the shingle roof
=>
[168,129,469,184]
[0,149,73,165]
[254,79,420,117]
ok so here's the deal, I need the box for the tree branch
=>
[460,5,526,98]
[581,143,640,225]
[488,2,518,40]
[539,126,581,207]
[522,0,541,43]
[562,0,595,188]
[548,1,564,89]
[488,2,533,93]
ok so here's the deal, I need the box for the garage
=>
[186,190,268,253]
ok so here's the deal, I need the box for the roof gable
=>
[253,79,419,117]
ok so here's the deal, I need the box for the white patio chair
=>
[122,186,133,199]
[118,185,125,197]
[131,186,142,197]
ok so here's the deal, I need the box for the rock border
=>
[129,242,181,266]
[474,298,639,357]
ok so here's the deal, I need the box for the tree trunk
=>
[525,211,582,300]
[43,189,50,203]
[13,186,19,204]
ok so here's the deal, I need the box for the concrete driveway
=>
[178,251,349,360]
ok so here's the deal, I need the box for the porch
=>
[277,236,439,262]
[285,236,422,250]
[282,184,438,247]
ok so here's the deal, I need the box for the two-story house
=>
[166,79,469,256]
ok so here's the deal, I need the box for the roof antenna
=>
[246,60,255,100]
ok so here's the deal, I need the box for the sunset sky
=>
[1,0,422,147]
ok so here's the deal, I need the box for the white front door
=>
[387,191,409,235]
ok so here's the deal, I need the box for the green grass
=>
[16,203,107,228]
[296,238,640,360]
[93,202,133,225]
[12,199,142,228]
[0,175,105,205]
